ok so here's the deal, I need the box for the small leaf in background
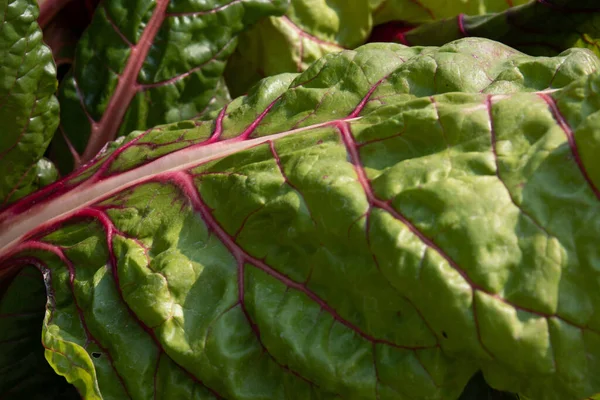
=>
[371,0,530,25]
[0,0,59,206]
[370,0,600,59]
[225,0,371,97]
[50,0,288,173]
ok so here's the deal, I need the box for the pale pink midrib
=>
[0,69,380,258]
[80,0,170,165]
[0,120,347,259]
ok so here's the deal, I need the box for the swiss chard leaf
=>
[51,0,287,173]
[374,0,600,58]
[0,0,59,206]
[224,0,531,97]
[224,0,365,97]
[0,5,66,394]
[1,38,599,399]
[370,0,530,25]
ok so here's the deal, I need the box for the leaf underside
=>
[1,38,600,399]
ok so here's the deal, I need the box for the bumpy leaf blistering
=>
[1,38,600,399]
[0,0,59,205]
[51,0,287,172]
[0,3,70,395]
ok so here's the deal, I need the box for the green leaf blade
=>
[0,0,59,205]
[1,38,600,399]
[55,0,288,171]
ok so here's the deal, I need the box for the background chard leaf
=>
[370,0,530,25]
[224,0,366,97]
[0,0,59,206]
[372,0,600,58]
[50,0,287,173]
[1,38,600,399]
[224,0,533,97]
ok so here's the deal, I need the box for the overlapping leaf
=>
[0,3,68,393]
[0,266,79,399]
[1,38,600,399]
[0,0,59,206]
[375,0,600,59]
[224,0,367,97]
[51,0,287,173]
[370,0,529,25]
[37,0,100,73]
[224,0,529,97]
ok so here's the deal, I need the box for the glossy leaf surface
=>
[1,38,600,399]
[0,0,59,205]
[53,0,287,171]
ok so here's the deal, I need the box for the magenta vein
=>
[457,14,468,37]
[80,0,170,164]
[538,93,600,200]
[71,207,225,398]
[9,240,133,398]
[165,171,434,351]
[334,119,599,357]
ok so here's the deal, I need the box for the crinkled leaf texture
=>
[1,38,600,399]
[0,1,74,397]
[0,0,59,206]
[51,0,286,172]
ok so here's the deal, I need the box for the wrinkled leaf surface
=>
[1,38,600,400]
